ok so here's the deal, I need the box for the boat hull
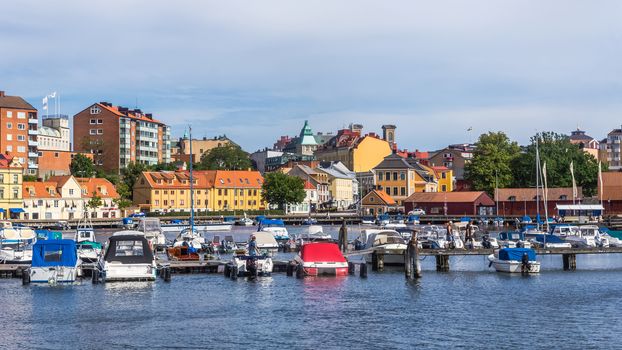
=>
[30,266,80,284]
[488,256,541,274]
[302,262,348,276]
[102,263,157,282]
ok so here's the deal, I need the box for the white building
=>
[38,115,71,151]
[23,175,120,220]
[286,180,319,214]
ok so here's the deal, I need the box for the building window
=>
[90,106,101,114]
[441,185,447,191]
[385,172,390,181]
[17,124,25,130]
[163,200,168,206]
[180,200,184,206]
[509,196,516,202]
[6,123,11,129]
[17,146,25,153]
[97,119,103,124]
[17,112,25,119]
[97,129,103,135]
[54,200,59,208]
[90,119,96,124]
[89,129,96,135]
[13,188,19,199]
[393,187,398,196]
[400,172,405,180]
[441,172,447,179]
[13,174,18,184]
[17,135,25,141]
[393,172,398,181]
[6,134,12,141]
[69,189,74,195]
[6,111,12,118]
[6,146,12,152]
[155,200,159,206]
[401,187,406,196]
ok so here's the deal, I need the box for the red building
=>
[495,187,580,216]
[404,191,495,216]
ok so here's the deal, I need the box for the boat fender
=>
[295,264,304,279]
[359,263,367,278]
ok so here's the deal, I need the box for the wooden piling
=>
[436,254,449,272]
[563,253,576,271]
[405,235,422,280]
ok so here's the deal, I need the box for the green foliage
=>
[23,175,38,182]
[87,192,103,210]
[70,154,96,178]
[198,144,252,170]
[151,162,177,171]
[96,169,120,186]
[510,132,604,196]
[120,162,149,199]
[465,132,520,195]
[261,172,306,209]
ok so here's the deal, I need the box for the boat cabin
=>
[104,235,154,264]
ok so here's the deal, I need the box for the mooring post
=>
[405,243,412,279]
[377,253,384,271]
[436,254,449,272]
[372,251,378,271]
[413,235,422,278]
[563,253,576,271]
[338,220,348,253]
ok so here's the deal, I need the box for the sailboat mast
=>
[189,126,194,230]
[535,135,540,230]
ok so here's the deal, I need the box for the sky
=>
[1,1,620,152]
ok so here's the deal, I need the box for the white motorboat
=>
[551,224,595,247]
[251,231,279,256]
[257,219,289,241]
[356,229,408,265]
[75,213,103,263]
[161,221,233,233]
[136,217,166,248]
[579,225,608,247]
[530,234,572,249]
[494,231,532,249]
[360,216,376,225]
[295,225,332,248]
[172,228,205,250]
[235,216,254,226]
[0,222,36,264]
[487,248,541,274]
[27,239,81,284]
[97,231,157,282]
[225,251,273,279]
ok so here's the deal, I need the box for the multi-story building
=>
[316,161,357,210]
[250,148,284,174]
[133,170,265,213]
[171,135,233,163]
[601,126,622,170]
[569,128,599,159]
[283,120,319,156]
[73,102,171,172]
[36,114,84,178]
[373,153,438,205]
[314,124,393,172]
[428,144,474,191]
[286,181,318,214]
[0,154,24,219]
[0,91,38,175]
[288,164,331,208]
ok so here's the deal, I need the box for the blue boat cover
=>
[35,230,63,240]
[460,216,471,222]
[32,239,78,267]
[533,234,565,243]
[260,219,284,226]
[498,248,536,261]
[123,218,133,225]
[521,215,532,223]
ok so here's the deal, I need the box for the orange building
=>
[0,91,38,175]
[38,151,93,178]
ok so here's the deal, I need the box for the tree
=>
[70,154,96,178]
[510,132,603,196]
[120,162,149,199]
[198,144,252,170]
[465,132,520,195]
[261,172,306,210]
[23,175,38,182]
[87,192,103,211]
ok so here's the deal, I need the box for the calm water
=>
[2,226,622,349]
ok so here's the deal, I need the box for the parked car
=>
[408,209,426,216]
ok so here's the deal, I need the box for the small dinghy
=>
[225,250,273,280]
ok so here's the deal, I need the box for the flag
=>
[599,161,603,202]
[49,92,56,98]
[570,161,577,200]
[542,162,548,203]
[42,96,48,110]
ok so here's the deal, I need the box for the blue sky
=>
[1,1,620,152]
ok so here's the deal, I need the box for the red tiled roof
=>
[213,170,264,189]
[96,103,165,124]
[495,187,581,201]
[76,177,119,198]
[303,180,316,190]
[404,191,494,205]
[22,182,60,199]
[364,189,397,205]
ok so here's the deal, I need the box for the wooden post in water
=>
[563,253,577,271]
[338,220,348,253]
[405,234,422,280]
[436,254,449,272]
[372,251,384,271]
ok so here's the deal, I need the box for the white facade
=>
[38,116,71,152]
[286,188,318,214]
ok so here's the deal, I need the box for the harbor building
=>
[316,161,357,210]
[600,125,622,170]
[361,189,398,216]
[404,191,495,216]
[73,102,171,172]
[0,91,38,175]
[0,154,24,219]
[314,124,393,173]
[171,134,234,163]
[22,175,120,220]
[428,144,474,191]
[133,170,265,213]
[494,187,580,217]
[286,180,318,214]
[569,128,599,159]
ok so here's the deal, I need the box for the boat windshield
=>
[115,241,144,256]
[78,231,93,240]
[373,233,405,246]
[140,219,161,231]
[44,249,63,262]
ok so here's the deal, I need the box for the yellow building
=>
[429,166,453,192]
[373,154,441,205]
[133,170,265,213]
[0,155,23,219]
[315,130,392,173]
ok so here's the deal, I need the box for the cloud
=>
[0,1,620,152]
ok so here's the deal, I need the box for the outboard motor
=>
[246,257,258,280]
[482,235,491,249]
[521,252,530,274]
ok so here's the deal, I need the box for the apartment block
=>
[0,91,38,175]
[73,102,171,172]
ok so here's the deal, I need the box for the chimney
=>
[0,91,5,97]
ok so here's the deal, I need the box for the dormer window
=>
[508,196,516,202]
[560,195,568,200]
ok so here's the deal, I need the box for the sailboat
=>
[168,126,206,261]
[74,206,102,263]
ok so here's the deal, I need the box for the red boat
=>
[296,242,349,276]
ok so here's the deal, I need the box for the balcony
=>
[28,139,38,147]
[28,117,38,124]
[28,129,38,135]
[28,162,38,169]
[28,152,38,158]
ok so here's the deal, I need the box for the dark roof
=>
[0,94,36,110]
[404,191,494,205]
[374,153,413,169]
